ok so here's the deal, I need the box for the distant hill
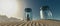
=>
[47,19,60,22]
[0,15,21,22]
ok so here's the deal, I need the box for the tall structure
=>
[40,6,52,20]
[24,8,32,21]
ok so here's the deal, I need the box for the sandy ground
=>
[0,20,60,26]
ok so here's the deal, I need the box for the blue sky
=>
[24,0,60,20]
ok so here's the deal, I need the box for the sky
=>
[0,0,60,20]
[24,0,60,20]
[0,0,25,20]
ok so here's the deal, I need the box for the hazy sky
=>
[0,0,60,20]
[0,0,25,20]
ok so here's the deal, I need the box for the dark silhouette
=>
[27,14,30,21]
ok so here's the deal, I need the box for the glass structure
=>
[24,8,32,21]
[40,6,52,20]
